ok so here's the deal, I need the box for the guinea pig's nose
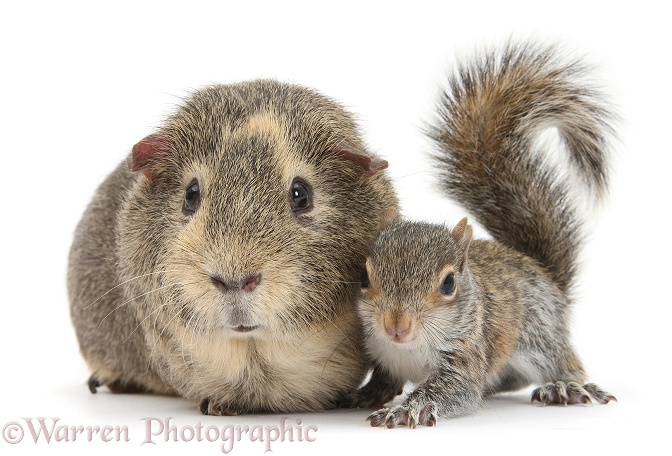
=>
[211,274,262,293]
[241,274,261,293]
[211,276,231,293]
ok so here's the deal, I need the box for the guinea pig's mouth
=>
[232,325,258,333]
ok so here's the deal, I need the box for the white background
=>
[1,1,669,455]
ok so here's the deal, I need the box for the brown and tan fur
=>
[355,41,616,428]
[68,80,399,414]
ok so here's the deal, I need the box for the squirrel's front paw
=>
[198,399,241,416]
[338,366,403,409]
[366,401,438,429]
[341,382,403,409]
[531,381,616,406]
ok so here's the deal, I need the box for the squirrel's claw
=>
[366,401,438,429]
[583,383,618,404]
[531,381,615,406]
[419,402,438,426]
[366,408,390,427]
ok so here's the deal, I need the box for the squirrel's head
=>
[357,218,475,353]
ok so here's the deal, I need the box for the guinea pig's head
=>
[117,80,398,340]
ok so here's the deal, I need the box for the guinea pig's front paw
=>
[87,374,148,394]
[366,401,438,429]
[198,399,241,416]
[531,381,617,406]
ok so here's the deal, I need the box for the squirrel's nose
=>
[211,274,262,293]
[383,314,413,341]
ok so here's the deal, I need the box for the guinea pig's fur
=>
[68,80,399,414]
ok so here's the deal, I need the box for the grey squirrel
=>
[355,41,617,428]
[67,80,400,414]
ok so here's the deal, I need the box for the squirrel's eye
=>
[290,179,312,213]
[183,179,201,215]
[440,272,456,295]
[360,268,370,289]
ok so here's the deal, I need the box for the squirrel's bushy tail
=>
[429,41,613,294]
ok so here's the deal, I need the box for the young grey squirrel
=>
[68,80,399,415]
[355,41,617,428]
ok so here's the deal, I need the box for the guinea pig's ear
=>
[129,134,170,181]
[333,143,388,176]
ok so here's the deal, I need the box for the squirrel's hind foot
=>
[583,383,618,404]
[531,381,616,406]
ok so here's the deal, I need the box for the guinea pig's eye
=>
[360,268,370,289]
[440,272,456,295]
[290,179,312,214]
[182,179,201,215]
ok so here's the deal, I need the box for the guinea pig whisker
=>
[123,300,173,345]
[285,311,358,359]
[98,284,173,325]
[322,280,366,285]
[75,256,117,263]
[156,289,206,348]
[179,287,211,369]
[145,301,180,369]
[284,310,366,379]
[181,310,201,371]
[171,239,208,262]
[84,270,179,310]
[322,331,366,379]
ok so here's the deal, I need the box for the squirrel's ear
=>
[129,134,170,181]
[451,217,473,273]
[333,143,388,176]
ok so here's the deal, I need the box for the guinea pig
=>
[67,79,399,415]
